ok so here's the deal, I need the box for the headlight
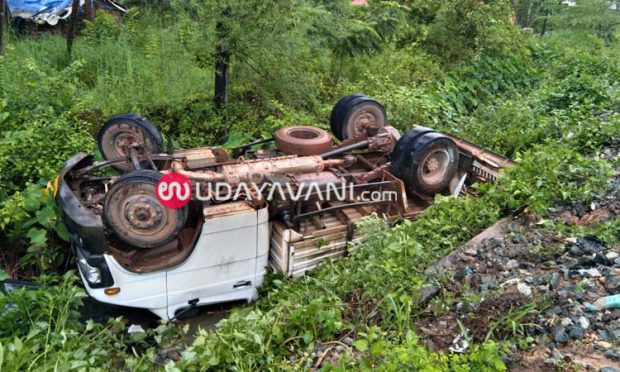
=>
[78,258,102,284]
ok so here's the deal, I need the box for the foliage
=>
[550,0,620,43]
[0,182,70,277]
[510,0,560,30]
[0,0,617,369]
[0,273,132,370]
[481,144,614,214]
[423,0,520,64]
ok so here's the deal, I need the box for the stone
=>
[598,329,612,341]
[517,282,532,297]
[580,268,602,278]
[421,286,440,305]
[568,326,584,340]
[550,272,562,289]
[569,245,583,256]
[536,275,549,286]
[545,307,563,317]
[597,341,613,349]
[488,238,503,249]
[480,275,498,291]
[604,349,620,361]
[464,247,477,256]
[552,327,569,344]
[578,316,590,330]
[580,235,604,254]
[606,252,619,260]
[561,317,573,326]
[505,259,519,270]
[551,348,564,362]
[600,367,619,372]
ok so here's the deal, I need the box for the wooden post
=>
[0,0,5,55]
[66,0,80,57]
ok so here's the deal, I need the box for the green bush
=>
[0,0,617,368]
[0,273,170,370]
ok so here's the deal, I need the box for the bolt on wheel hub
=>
[124,196,164,230]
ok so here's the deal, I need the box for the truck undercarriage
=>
[56,94,514,319]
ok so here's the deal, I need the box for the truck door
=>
[165,202,259,318]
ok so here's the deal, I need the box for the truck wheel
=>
[97,114,164,171]
[333,96,387,140]
[391,132,459,196]
[104,170,187,250]
[329,93,366,139]
[274,126,334,155]
[390,126,436,176]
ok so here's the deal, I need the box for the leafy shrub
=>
[0,183,70,277]
[424,0,521,64]
[0,116,94,193]
[82,12,122,43]
[0,273,137,370]
[482,144,614,214]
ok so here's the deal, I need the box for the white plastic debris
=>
[449,334,469,353]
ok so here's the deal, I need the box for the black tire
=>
[97,114,164,171]
[334,96,387,140]
[390,126,436,176]
[330,93,367,139]
[391,132,459,196]
[104,169,187,250]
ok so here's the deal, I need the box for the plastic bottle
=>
[586,294,620,312]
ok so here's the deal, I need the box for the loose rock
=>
[552,327,569,344]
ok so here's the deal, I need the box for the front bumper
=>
[55,153,113,288]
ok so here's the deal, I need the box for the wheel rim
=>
[111,131,142,157]
[118,192,168,238]
[346,105,386,139]
[419,149,450,186]
[100,122,156,164]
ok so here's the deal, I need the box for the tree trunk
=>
[0,0,5,55]
[66,0,81,57]
[84,0,95,21]
[540,14,548,37]
[214,16,229,111]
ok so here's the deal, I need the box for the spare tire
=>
[104,169,187,250]
[97,114,164,171]
[274,126,334,156]
[391,132,459,196]
[332,96,387,140]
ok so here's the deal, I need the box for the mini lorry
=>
[55,94,514,319]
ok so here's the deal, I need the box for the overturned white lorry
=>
[55,94,513,319]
